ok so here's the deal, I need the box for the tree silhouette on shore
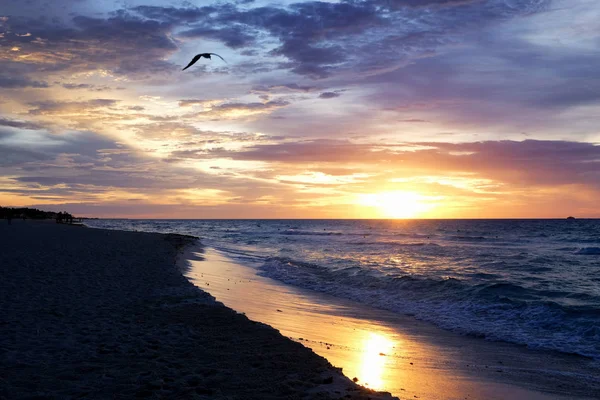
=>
[0,207,76,222]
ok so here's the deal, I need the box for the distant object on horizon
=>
[567,216,576,220]
[182,53,227,71]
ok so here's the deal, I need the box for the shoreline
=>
[182,245,600,400]
[0,220,396,399]
[82,217,600,363]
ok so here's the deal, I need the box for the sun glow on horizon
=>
[357,191,438,219]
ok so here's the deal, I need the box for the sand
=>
[0,220,396,400]
[183,247,600,400]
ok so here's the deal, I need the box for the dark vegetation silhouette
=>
[55,211,74,224]
[1,207,76,224]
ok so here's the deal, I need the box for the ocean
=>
[85,219,600,359]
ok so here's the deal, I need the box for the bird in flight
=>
[182,53,227,71]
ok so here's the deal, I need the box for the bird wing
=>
[209,53,227,63]
[182,54,201,71]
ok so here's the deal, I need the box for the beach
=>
[183,247,600,400]
[0,220,395,399]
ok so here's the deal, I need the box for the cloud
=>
[0,12,180,79]
[27,99,119,115]
[62,83,95,90]
[0,129,120,169]
[179,25,256,49]
[251,83,319,94]
[210,138,600,187]
[184,99,291,120]
[131,5,214,22]
[213,99,290,111]
[0,74,48,88]
[354,26,600,135]
[409,140,600,187]
[157,1,383,78]
[400,119,428,123]
[131,122,201,140]
[178,99,215,107]
[0,129,15,140]
[372,0,488,10]
[0,129,216,196]
[181,0,548,79]
[411,140,600,185]
[208,139,379,163]
[0,145,51,166]
[0,0,553,86]
[0,118,43,130]
[57,83,119,91]
[319,92,340,99]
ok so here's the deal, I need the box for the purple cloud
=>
[0,75,49,88]
[0,118,43,130]
[319,92,341,99]
[205,139,600,187]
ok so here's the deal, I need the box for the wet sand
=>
[0,220,395,400]
[183,246,600,400]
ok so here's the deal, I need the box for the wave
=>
[349,241,442,248]
[448,235,487,241]
[557,247,578,252]
[576,247,600,255]
[257,256,600,359]
[562,238,600,244]
[279,229,343,236]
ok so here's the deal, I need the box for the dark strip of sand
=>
[0,220,396,400]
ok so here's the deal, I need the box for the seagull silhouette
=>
[182,53,227,71]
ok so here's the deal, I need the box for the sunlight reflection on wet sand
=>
[183,247,581,400]
[358,332,395,390]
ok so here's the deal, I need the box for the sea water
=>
[85,219,600,359]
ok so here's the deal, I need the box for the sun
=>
[357,191,436,218]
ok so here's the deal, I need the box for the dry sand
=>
[0,220,396,400]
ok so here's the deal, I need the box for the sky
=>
[0,0,599,218]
